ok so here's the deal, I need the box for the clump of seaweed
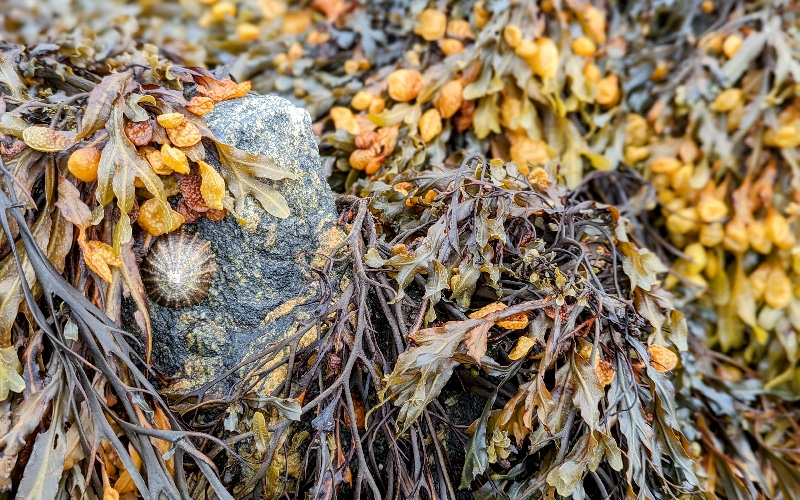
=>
[177,155,697,498]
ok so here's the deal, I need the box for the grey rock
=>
[146,94,344,397]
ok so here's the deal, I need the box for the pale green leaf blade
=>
[0,47,25,100]
[216,141,299,181]
[225,173,290,219]
[15,388,66,499]
[78,72,132,140]
[0,346,25,400]
[571,354,603,432]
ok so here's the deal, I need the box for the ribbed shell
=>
[141,232,217,308]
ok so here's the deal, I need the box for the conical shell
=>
[141,232,217,308]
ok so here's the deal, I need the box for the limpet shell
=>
[141,232,217,308]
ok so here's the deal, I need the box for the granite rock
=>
[146,94,343,397]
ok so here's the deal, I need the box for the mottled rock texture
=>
[146,94,343,397]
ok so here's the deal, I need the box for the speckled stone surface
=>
[145,94,344,397]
